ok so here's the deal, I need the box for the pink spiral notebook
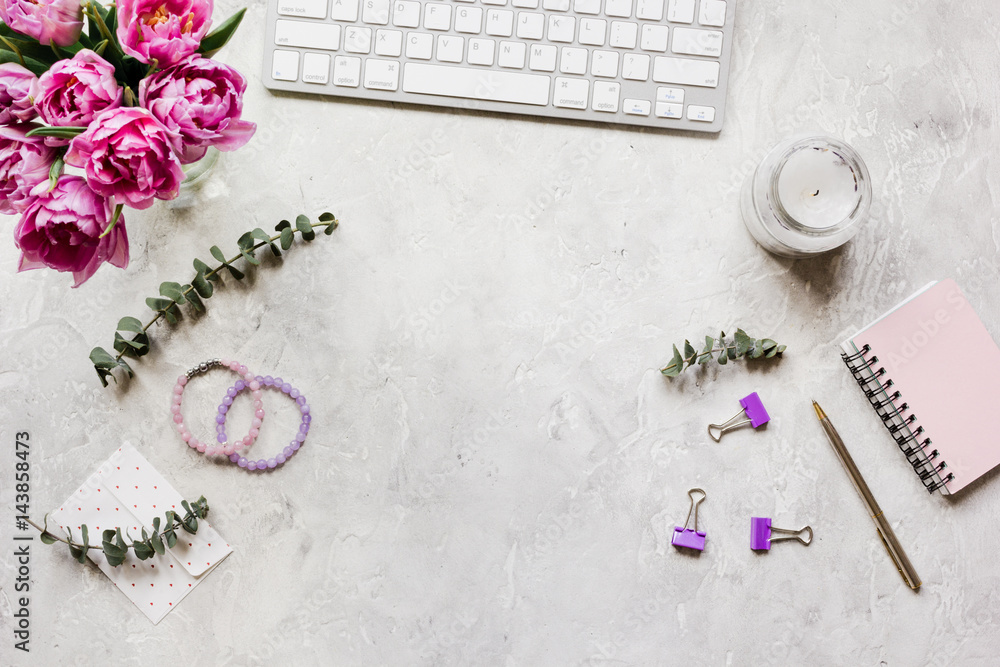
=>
[840,279,1000,495]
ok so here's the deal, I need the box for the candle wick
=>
[811,190,820,196]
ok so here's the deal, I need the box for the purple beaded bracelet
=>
[220,375,310,471]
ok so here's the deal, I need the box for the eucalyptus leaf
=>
[151,531,165,555]
[296,215,316,241]
[280,226,294,250]
[40,532,57,544]
[192,271,214,298]
[159,281,187,304]
[210,245,227,264]
[117,316,144,334]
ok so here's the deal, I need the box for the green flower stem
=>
[83,1,123,57]
[27,513,191,552]
[661,345,737,375]
[110,220,337,365]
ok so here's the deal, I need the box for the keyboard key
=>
[302,53,331,83]
[655,101,682,117]
[517,12,545,39]
[277,0,327,19]
[271,50,300,81]
[623,98,650,115]
[699,0,726,27]
[609,21,637,48]
[392,0,420,27]
[275,19,341,50]
[542,0,570,10]
[547,15,575,42]
[468,38,496,65]
[553,77,589,109]
[671,27,723,57]
[574,0,601,14]
[455,6,483,33]
[329,0,358,21]
[591,81,619,112]
[344,26,372,52]
[362,0,389,24]
[364,59,400,89]
[512,0,538,7]
[528,44,557,70]
[406,31,433,59]
[604,0,632,18]
[333,55,361,86]
[559,47,587,75]
[591,49,618,77]
[635,0,662,21]
[655,86,683,102]
[640,24,668,51]
[436,35,464,62]
[498,41,526,67]
[622,52,649,79]
[578,18,606,46]
[403,63,550,104]
[486,9,514,36]
[375,28,403,55]
[483,0,507,5]
[652,56,719,86]
[686,104,715,121]
[423,3,451,30]
[666,0,694,23]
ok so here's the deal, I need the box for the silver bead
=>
[199,362,209,373]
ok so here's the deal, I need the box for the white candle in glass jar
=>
[775,146,862,229]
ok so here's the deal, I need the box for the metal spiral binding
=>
[841,346,954,493]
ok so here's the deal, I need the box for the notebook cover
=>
[842,279,1000,493]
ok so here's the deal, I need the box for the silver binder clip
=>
[708,392,771,442]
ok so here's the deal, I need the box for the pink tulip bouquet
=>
[0,0,254,286]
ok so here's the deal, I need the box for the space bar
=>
[403,64,550,106]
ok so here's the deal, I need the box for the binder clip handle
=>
[672,488,707,551]
[750,517,813,551]
[708,392,771,442]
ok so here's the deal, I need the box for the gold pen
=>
[813,401,921,590]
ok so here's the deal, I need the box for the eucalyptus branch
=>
[29,496,210,566]
[89,213,338,386]
[661,328,786,377]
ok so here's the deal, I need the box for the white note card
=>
[48,444,233,623]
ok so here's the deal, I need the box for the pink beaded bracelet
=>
[170,358,265,457]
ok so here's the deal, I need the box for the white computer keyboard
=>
[264,0,736,132]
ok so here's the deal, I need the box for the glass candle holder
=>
[740,136,872,257]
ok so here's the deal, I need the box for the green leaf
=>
[275,219,291,232]
[25,125,87,139]
[81,524,89,549]
[90,346,119,387]
[661,344,683,378]
[115,527,127,551]
[164,528,177,549]
[226,263,245,280]
[102,538,125,560]
[683,340,696,368]
[103,529,116,543]
[251,227,271,243]
[718,348,728,365]
[237,231,255,252]
[186,290,205,313]
[241,248,260,266]
[69,543,86,563]
[192,270,214,298]
[734,328,753,357]
[104,550,126,567]
[697,335,714,364]
[132,540,154,560]
[150,530,165,555]
[40,531,57,544]
[280,226,294,250]
[761,338,778,352]
[114,331,150,356]
[296,214,316,241]
[182,515,198,534]
[776,345,787,354]
[750,339,764,359]
[197,7,246,57]
[210,245,228,264]
[320,212,339,234]
[117,316,144,334]
[159,281,188,304]
[117,358,135,380]
[146,296,175,312]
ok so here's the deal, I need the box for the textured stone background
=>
[3,0,1000,664]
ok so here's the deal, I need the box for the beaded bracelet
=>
[220,375,311,471]
[171,358,264,457]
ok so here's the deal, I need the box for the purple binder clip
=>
[708,392,771,442]
[671,488,707,551]
[750,517,813,551]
